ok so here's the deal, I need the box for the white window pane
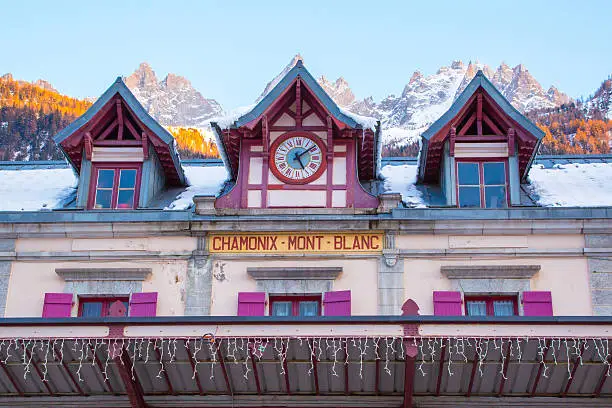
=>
[493,300,514,316]
[271,302,292,316]
[466,301,487,316]
[299,301,319,317]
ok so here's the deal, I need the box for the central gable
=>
[211,61,379,211]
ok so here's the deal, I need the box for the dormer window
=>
[90,164,141,209]
[457,160,507,208]
[417,72,545,208]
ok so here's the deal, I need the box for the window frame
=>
[87,162,142,210]
[464,295,519,316]
[456,158,509,208]
[77,295,130,318]
[268,295,322,317]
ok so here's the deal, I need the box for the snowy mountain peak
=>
[124,62,222,127]
[409,71,423,85]
[451,60,464,69]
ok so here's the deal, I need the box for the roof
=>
[222,60,377,130]
[0,317,610,405]
[53,77,185,184]
[420,70,546,141]
[0,155,611,212]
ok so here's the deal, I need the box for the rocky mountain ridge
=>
[244,56,573,148]
[123,63,222,127]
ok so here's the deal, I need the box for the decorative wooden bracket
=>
[84,132,93,160]
[507,127,515,156]
[142,132,149,159]
[449,126,456,157]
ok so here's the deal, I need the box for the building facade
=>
[0,61,611,407]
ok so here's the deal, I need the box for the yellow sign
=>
[208,232,384,254]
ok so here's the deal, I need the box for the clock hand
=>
[297,145,316,158]
[293,152,305,169]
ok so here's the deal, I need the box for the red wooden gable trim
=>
[60,94,182,185]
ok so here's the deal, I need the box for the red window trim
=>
[78,295,129,317]
[87,162,142,209]
[464,295,518,316]
[455,157,510,208]
[269,295,322,316]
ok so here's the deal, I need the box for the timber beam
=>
[115,349,146,408]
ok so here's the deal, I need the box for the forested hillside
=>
[0,74,91,160]
[0,74,215,160]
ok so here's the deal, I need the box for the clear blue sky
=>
[1,0,610,109]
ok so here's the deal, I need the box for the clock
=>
[269,132,327,184]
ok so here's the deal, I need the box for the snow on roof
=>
[338,107,378,131]
[165,165,228,210]
[380,164,426,207]
[209,104,256,129]
[0,168,76,211]
[0,158,611,212]
[527,162,612,207]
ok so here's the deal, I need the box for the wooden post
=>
[114,349,146,408]
[116,99,124,141]
[84,132,93,160]
[402,339,417,408]
[508,128,515,156]
[296,78,302,128]
[262,115,269,208]
[142,132,149,160]
[449,126,456,157]
[326,116,333,207]
[476,93,483,136]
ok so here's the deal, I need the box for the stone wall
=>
[587,234,612,316]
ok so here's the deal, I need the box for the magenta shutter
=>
[42,293,73,318]
[523,291,553,316]
[238,292,266,316]
[129,292,158,317]
[324,290,351,316]
[433,291,463,316]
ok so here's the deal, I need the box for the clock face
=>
[270,133,326,184]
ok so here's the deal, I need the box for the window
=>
[457,161,507,208]
[269,295,321,317]
[78,296,129,317]
[90,164,140,209]
[464,296,517,317]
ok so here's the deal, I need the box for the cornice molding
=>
[441,265,540,279]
